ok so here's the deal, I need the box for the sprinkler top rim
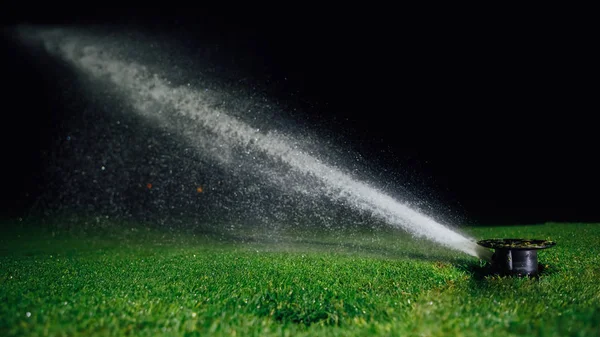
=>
[477,238,556,250]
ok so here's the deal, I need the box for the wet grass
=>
[1,221,599,336]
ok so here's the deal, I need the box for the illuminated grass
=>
[1,221,598,336]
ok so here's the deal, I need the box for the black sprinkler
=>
[477,239,556,276]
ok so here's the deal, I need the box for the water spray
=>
[15,25,494,260]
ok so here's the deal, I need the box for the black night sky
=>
[1,6,597,225]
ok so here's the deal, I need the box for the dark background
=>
[1,5,597,225]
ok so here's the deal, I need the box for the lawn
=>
[1,220,599,336]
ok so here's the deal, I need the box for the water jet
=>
[477,238,556,276]
[15,26,491,259]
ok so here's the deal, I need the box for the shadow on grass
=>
[288,237,459,262]
[224,231,464,264]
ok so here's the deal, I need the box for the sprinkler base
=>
[477,239,556,276]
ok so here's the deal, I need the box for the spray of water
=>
[16,26,491,259]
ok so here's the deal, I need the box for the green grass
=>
[1,221,599,336]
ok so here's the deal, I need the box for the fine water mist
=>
[14,26,489,259]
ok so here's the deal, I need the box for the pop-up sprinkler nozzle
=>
[477,239,556,276]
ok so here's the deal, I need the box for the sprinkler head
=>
[477,239,556,276]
